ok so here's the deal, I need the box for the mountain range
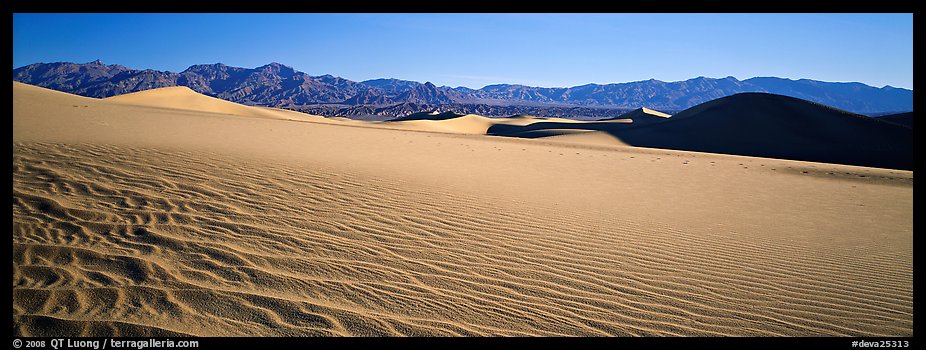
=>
[13,60,913,116]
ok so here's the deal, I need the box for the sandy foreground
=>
[12,82,912,336]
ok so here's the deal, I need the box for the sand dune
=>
[505,93,911,170]
[597,93,914,170]
[381,112,580,135]
[541,130,629,146]
[487,118,634,139]
[877,112,913,129]
[383,113,499,134]
[13,82,913,336]
[382,111,635,138]
[388,111,467,122]
[511,114,588,124]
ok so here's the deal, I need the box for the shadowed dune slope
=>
[104,86,311,120]
[382,113,498,134]
[388,111,464,121]
[876,112,913,129]
[13,81,102,105]
[540,130,629,146]
[381,112,577,135]
[505,114,587,124]
[487,118,634,138]
[535,93,913,170]
[486,108,665,140]
[13,81,913,337]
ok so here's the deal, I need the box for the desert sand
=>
[13,82,913,336]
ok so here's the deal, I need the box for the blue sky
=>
[12,13,913,89]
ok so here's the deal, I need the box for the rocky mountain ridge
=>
[13,60,913,116]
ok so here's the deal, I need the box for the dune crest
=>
[601,93,914,170]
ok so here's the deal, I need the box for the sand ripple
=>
[12,142,912,336]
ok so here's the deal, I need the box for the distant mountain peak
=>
[88,59,105,65]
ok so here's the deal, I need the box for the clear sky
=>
[12,13,914,89]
